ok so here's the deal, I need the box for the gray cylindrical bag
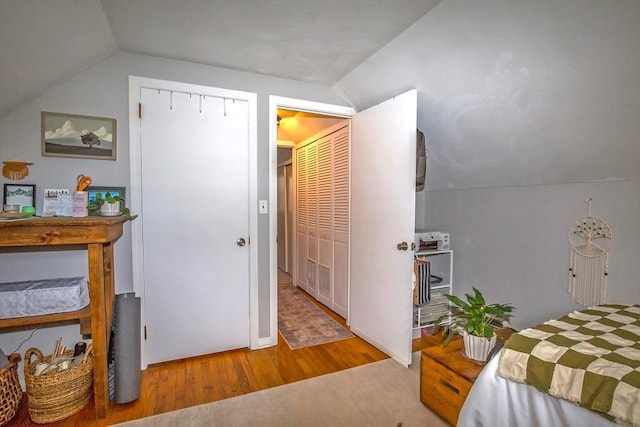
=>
[114,292,141,404]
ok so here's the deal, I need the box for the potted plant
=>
[436,287,514,362]
[87,192,137,221]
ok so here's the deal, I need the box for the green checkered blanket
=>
[498,304,640,426]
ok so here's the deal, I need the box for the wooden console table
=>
[0,216,126,419]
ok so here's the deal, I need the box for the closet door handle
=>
[397,241,409,251]
[236,238,246,247]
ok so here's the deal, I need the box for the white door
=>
[138,86,251,364]
[277,165,287,272]
[277,164,291,272]
[349,90,417,366]
[294,145,308,293]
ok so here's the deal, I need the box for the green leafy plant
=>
[436,287,514,345]
[87,192,138,221]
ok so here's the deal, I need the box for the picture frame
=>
[42,111,117,160]
[86,186,125,215]
[4,184,36,211]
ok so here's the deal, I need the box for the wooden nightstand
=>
[420,337,484,426]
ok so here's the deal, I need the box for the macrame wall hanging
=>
[568,198,612,306]
[2,161,33,180]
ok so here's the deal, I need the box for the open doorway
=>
[276,146,293,287]
[275,107,348,298]
[270,91,418,366]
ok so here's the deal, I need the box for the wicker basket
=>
[0,353,23,427]
[24,347,93,424]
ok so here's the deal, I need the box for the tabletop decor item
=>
[3,183,35,212]
[87,191,137,221]
[436,287,514,362]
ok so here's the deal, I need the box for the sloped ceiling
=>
[2,0,637,190]
[0,0,441,118]
[0,0,117,119]
[336,0,640,189]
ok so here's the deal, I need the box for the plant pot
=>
[100,201,121,216]
[462,331,497,363]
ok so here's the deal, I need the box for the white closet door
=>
[306,143,318,297]
[350,90,417,366]
[332,127,349,318]
[140,88,250,364]
[295,146,308,291]
[317,135,333,307]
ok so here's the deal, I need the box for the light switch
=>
[259,200,268,214]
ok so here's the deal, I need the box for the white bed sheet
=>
[457,349,619,427]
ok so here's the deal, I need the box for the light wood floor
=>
[8,287,443,427]
[278,268,293,286]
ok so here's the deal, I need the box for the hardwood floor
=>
[277,268,293,286]
[7,288,444,427]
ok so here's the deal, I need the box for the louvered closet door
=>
[305,143,319,297]
[295,146,308,291]
[316,135,333,307]
[332,127,349,318]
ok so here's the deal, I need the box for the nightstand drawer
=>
[420,351,473,426]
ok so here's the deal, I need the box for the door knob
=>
[236,238,246,247]
[397,241,409,251]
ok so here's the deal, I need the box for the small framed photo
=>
[86,186,125,215]
[42,111,117,160]
[4,184,36,211]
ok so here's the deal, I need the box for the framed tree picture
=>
[41,111,117,160]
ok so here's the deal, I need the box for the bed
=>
[458,304,640,427]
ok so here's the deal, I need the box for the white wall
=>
[334,0,640,327]
[337,1,640,189]
[2,0,638,358]
[0,51,347,357]
[425,180,640,329]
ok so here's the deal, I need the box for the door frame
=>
[268,96,354,342]
[130,76,259,367]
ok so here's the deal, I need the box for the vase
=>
[462,331,497,363]
[100,201,120,216]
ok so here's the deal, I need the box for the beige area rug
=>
[112,352,447,427]
[278,286,354,349]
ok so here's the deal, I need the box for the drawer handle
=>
[439,378,460,395]
[40,231,61,244]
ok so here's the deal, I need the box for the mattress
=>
[458,348,618,427]
[0,277,89,319]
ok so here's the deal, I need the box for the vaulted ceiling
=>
[0,0,441,119]
[2,1,637,190]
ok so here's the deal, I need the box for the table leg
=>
[104,242,115,338]
[88,243,109,418]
